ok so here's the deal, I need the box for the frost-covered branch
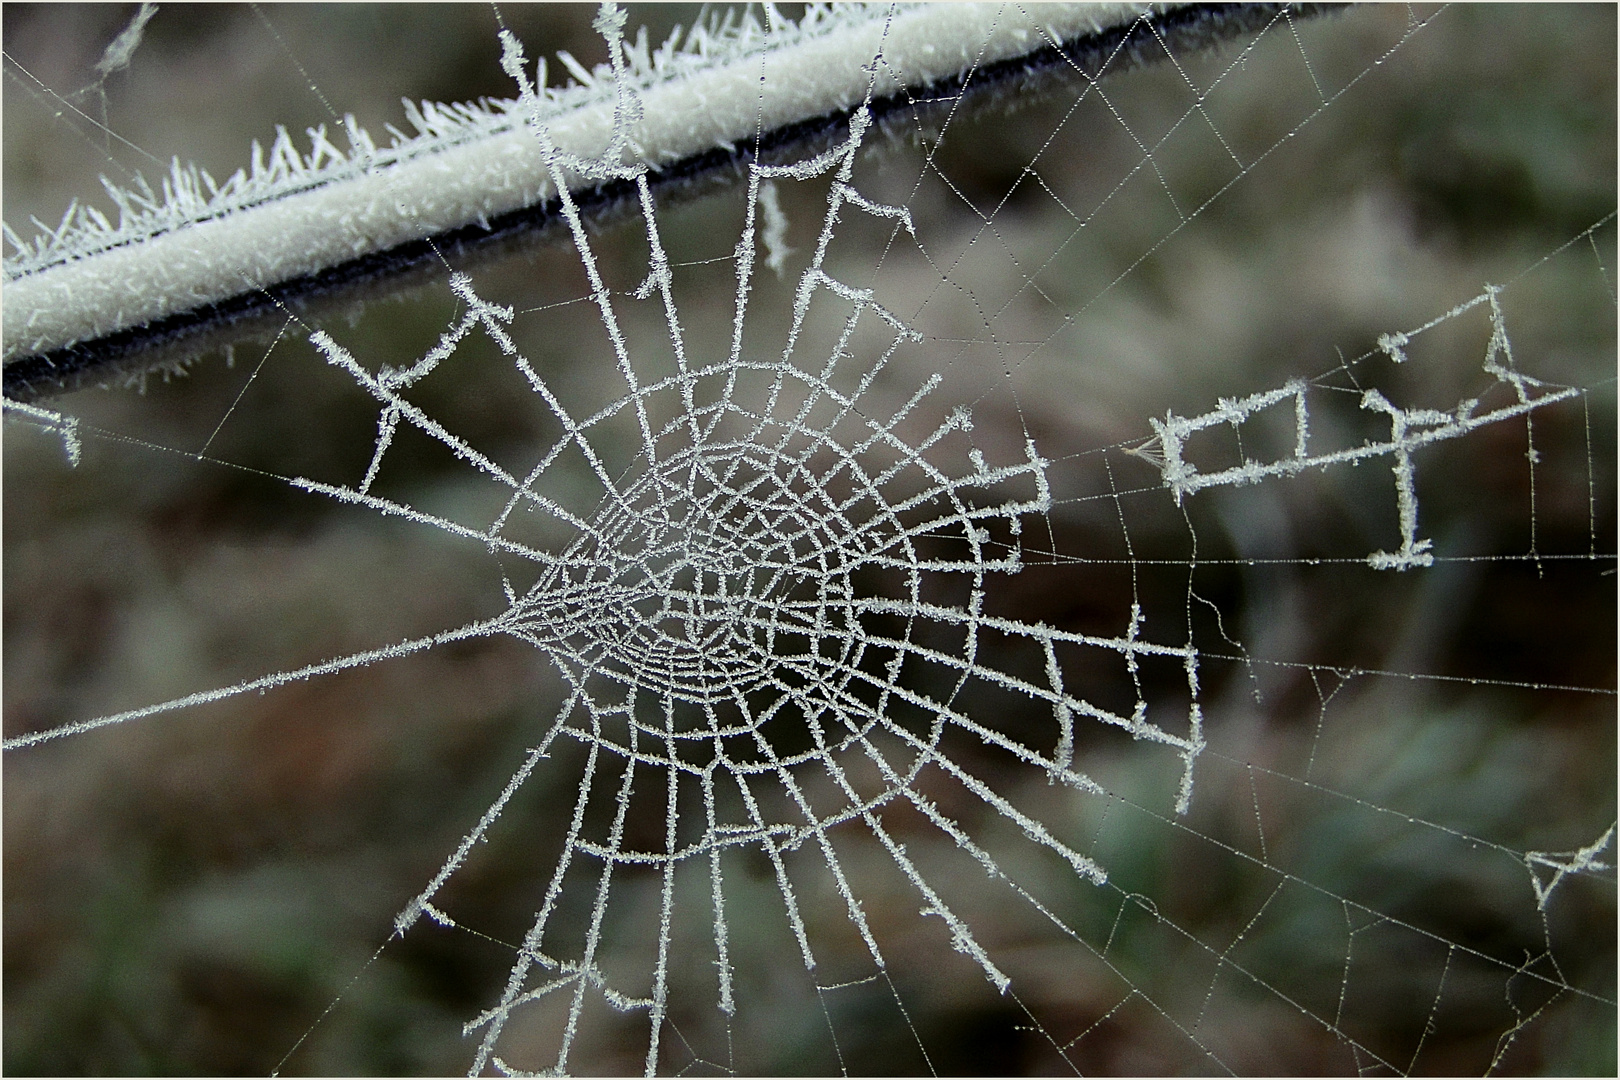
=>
[1,2,1323,395]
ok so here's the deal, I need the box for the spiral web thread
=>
[373,17,1202,1073]
[3,4,1615,1077]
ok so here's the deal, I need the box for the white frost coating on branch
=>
[1140,288,1578,570]
[2,2,1164,363]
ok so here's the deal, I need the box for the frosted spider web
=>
[3,3,1615,1076]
